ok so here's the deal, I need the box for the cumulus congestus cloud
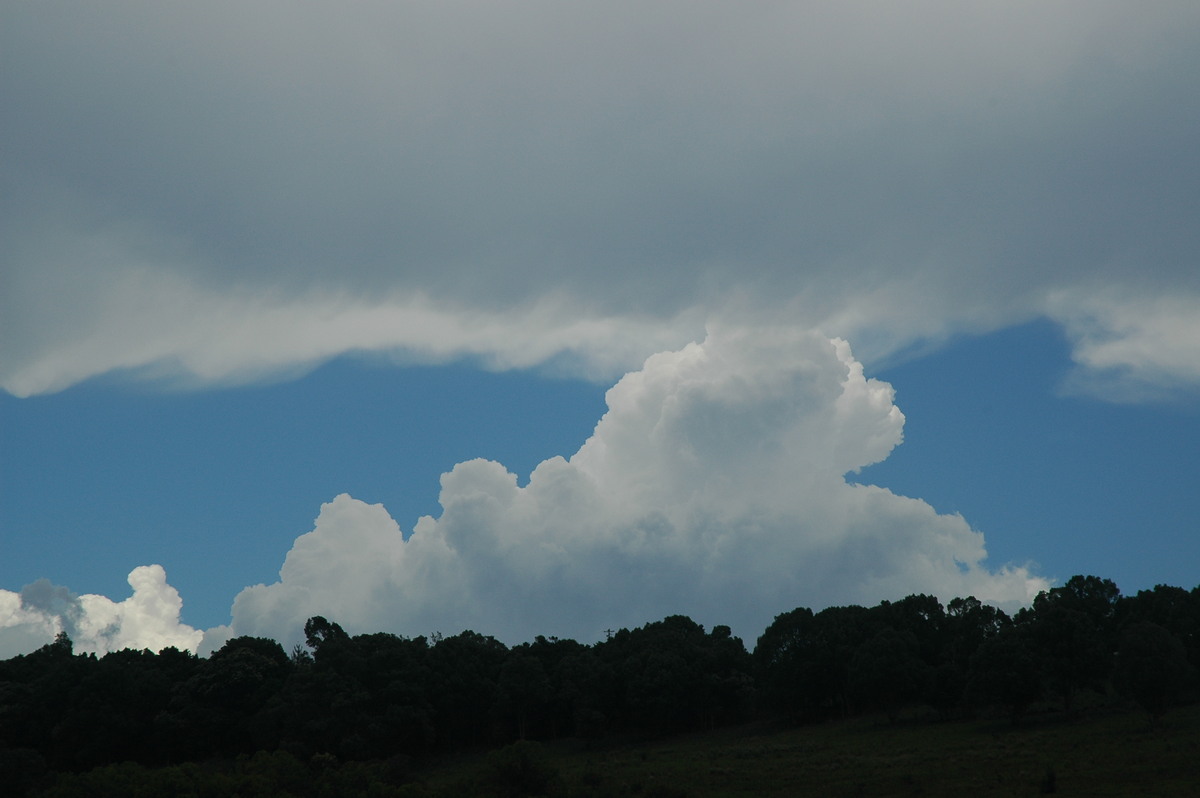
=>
[0,565,202,659]
[213,330,1045,651]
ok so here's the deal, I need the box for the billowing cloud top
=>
[212,330,1044,651]
[0,565,202,659]
[2,2,1199,398]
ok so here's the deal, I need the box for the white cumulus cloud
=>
[0,565,202,658]
[216,329,1046,650]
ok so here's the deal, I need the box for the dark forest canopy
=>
[2,576,1199,796]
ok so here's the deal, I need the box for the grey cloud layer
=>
[3,2,1199,396]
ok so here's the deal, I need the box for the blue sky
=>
[2,2,1199,656]
[861,320,1200,592]
[2,361,608,630]
[4,319,1197,645]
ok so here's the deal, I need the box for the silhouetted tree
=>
[162,636,292,758]
[1018,575,1119,712]
[552,648,614,737]
[519,635,590,737]
[597,615,752,734]
[428,630,508,747]
[304,615,350,658]
[848,629,928,721]
[875,594,946,663]
[945,596,1010,670]
[755,607,826,721]
[1113,621,1193,723]
[810,605,877,717]
[1117,584,1200,699]
[968,628,1042,723]
[496,654,551,739]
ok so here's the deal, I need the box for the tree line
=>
[1,575,1197,794]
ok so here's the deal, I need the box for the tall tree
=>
[847,629,928,721]
[1018,575,1120,712]
[1113,621,1193,723]
[967,628,1042,723]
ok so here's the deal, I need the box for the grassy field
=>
[418,703,1200,797]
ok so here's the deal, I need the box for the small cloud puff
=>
[222,328,1046,648]
[0,565,202,658]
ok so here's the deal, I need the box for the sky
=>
[2,1,1199,657]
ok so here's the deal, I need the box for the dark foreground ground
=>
[463,703,1200,798]
[33,702,1200,797]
